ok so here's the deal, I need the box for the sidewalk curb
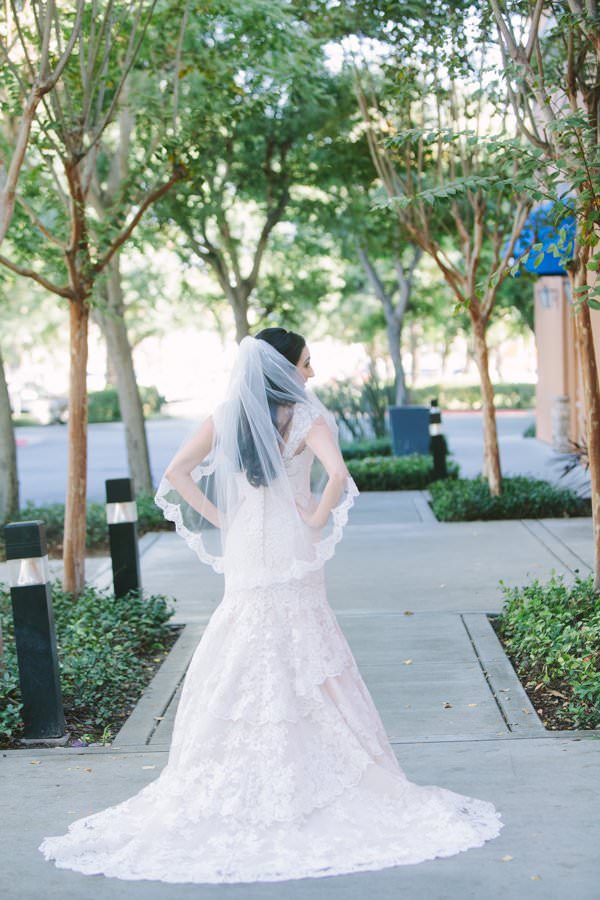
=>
[111,622,205,748]
[462,613,546,733]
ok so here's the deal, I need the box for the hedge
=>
[410,382,535,410]
[429,477,591,521]
[347,454,459,491]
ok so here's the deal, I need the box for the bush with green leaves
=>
[2,493,173,558]
[88,386,165,423]
[0,582,175,746]
[410,382,535,411]
[341,437,393,460]
[314,373,395,441]
[496,574,600,729]
[347,454,459,491]
[429,477,590,521]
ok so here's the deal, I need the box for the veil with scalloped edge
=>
[154,335,359,589]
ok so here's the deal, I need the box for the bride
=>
[40,327,503,883]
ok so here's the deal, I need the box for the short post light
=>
[429,398,448,480]
[4,520,66,741]
[105,478,141,598]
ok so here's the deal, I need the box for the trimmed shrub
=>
[88,386,165,423]
[341,437,393,460]
[496,574,600,729]
[410,382,535,410]
[0,582,175,746]
[429,476,590,521]
[2,492,173,559]
[347,454,459,491]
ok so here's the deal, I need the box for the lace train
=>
[39,568,503,883]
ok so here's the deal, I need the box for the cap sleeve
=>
[283,403,323,459]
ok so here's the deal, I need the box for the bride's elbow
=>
[165,465,182,484]
[329,468,348,485]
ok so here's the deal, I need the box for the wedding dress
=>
[39,398,503,884]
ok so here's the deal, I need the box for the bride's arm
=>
[163,416,222,528]
[300,417,350,530]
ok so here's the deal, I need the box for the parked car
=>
[13,384,68,424]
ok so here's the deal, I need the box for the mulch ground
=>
[491,619,593,731]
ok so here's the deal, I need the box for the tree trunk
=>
[471,307,502,496]
[0,344,19,522]
[63,297,89,594]
[231,289,250,343]
[386,318,407,404]
[572,284,600,588]
[96,256,153,496]
[409,322,419,386]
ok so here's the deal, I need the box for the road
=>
[13,410,586,506]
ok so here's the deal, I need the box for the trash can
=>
[388,405,430,456]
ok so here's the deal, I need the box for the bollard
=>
[4,520,67,741]
[106,478,141,598]
[429,398,448,479]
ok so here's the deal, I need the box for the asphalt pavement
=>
[15,409,585,507]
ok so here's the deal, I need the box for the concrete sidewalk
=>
[1,492,599,900]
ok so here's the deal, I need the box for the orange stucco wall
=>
[535,275,600,446]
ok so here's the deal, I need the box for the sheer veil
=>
[154,335,359,589]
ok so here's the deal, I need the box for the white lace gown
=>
[39,405,503,883]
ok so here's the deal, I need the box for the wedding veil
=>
[154,335,359,590]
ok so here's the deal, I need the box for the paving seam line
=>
[519,519,589,575]
[535,518,592,573]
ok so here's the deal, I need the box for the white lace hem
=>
[154,474,359,587]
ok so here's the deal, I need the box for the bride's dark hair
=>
[254,327,306,365]
[238,327,307,487]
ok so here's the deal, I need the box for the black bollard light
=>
[429,398,448,479]
[105,478,141,598]
[4,520,67,741]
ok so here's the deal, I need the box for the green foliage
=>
[0,582,175,746]
[314,372,395,441]
[409,382,535,410]
[88,389,120,424]
[497,574,600,729]
[523,421,536,438]
[2,493,172,558]
[347,454,459,491]
[88,387,165,424]
[429,477,590,522]
[341,437,392,460]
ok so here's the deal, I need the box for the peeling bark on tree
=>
[471,309,502,496]
[63,297,89,594]
[0,345,19,522]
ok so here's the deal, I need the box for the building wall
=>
[535,275,600,446]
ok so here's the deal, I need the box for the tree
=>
[159,2,353,341]
[354,47,531,494]
[0,1,84,521]
[0,1,185,592]
[0,1,84,245]
[488,0,600,584]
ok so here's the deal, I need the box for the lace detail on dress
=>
[40,404,503,885]
[39,563,503,884]
[155,403,360,590]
